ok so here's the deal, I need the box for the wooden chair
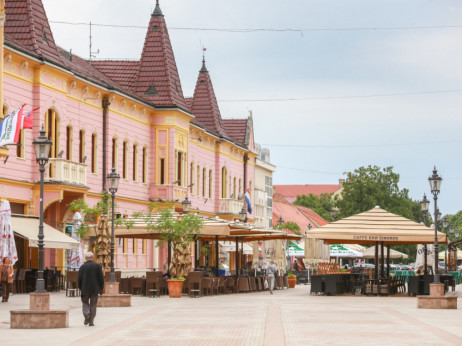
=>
[218,277,226,294]
[188,271,203,297]
[226,277,236,293]
[130,278,145,295]
[146,271,163,297]
[66,271,80,297]
[310,275,323,295]
[201,277,213,296]
[237,277,250,293]
[16,269,26,294]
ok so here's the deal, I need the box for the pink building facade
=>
[0,0,256,272]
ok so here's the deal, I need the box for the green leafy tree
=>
[282,221,301,235]
[335,165,426,263]
[293,193,336,222]
[336,166,416,219]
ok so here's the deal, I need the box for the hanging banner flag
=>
[0,105,25,146]
[22,107,38,130]
[245,188,252,214]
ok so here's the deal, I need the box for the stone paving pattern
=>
[0,284,461,345]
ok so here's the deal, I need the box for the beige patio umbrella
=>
[306,206,447,245]
[252,241,259,268]
[362,245,408,259]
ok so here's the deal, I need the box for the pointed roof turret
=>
[152,0,163,17]
[5,0,63,66]
[190,58,228,137]
[135,1,188,110]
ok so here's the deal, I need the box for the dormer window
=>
[42,26,48,45]
[152,25,158,32]
[145,83,158,96]
[200,80,205,85]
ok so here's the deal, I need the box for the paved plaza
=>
[0,285,461,346]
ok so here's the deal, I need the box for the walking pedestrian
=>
[0,257,14,302]
[267,260,277,295]
[78,252,104,326]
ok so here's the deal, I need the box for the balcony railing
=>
[219,198,244,215]
[46,158,87,186]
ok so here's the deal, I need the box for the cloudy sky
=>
[42,0,462,215]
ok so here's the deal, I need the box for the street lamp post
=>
[428,167,442,284]
[239,206,247,223]
[181,196,191,214]
[32,125,52,293]
[107,167,120,283]
[420,194,430,276]
[277,216,284,230]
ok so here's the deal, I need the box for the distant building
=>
[254,144,275,228]
[273,179,344,204]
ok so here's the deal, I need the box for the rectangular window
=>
[123,239,127,254]
[142,240,146,254]
[177,152,182,185]
[91,133,97,173]
[16,130,24,158]
[142,147,148,184]
[209,170,212,198]
[196,166,200,195]
[79,130,85,163]
[160,158,165,184]
[112,138,118,169]
[123,141,128,179]
[133,144,138,181]
[202,168,206,197]
[132,238,137,254]
[66,126,72,160]
[190,162,194,193]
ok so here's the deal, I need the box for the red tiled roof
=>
[5,0,62,66]
[91,60,140,91]
[190,62,228,138]
[272,200,328,232]
[185,97,193,111]
[134,10,188,110]
[273,184,341,203]
[222,118,248,146]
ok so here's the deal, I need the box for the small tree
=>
[152,207,203,279]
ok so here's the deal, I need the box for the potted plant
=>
[152,206,203,298]
[287,272,297,288]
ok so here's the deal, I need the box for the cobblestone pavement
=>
[0,284,461,346]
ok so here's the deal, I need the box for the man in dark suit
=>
[78,252,104,326]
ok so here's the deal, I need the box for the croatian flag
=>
[244,188,252,214]
[0,105,25,146]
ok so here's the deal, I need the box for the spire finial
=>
[152,0,163,17]
[200,47,208,73]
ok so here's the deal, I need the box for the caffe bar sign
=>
[353,235,399,241]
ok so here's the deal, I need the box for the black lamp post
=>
[32,125,52,293]
[428,166,442,284]
[277,216,284,230]
[239,206,247,223]
[420,194,430,276]
[182,196,191,214]
[107,167,120,283]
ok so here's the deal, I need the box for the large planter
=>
[288,277,297,288]
[167,279,184,298]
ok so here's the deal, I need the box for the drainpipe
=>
[102,97,110,192]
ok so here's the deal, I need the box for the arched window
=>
[221,167,227,198]
[196,165,200,195]
[45,109,59,177]
[91,133,97,173]
[190,162,194,193]
[112,137,118,170]
[177,151,183,186]
[66,125,72,160]
[142,147,148,184]
[79,129,85,163]
[202,168,206,197]
[209,170,213,198]
[133,144,138,181]
[123,141,128,179]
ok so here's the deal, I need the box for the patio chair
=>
[283,276,289,289]
[212,278,220,295]
[16,269,26,294]
[218,277,226,294]
[188,271,203,297]
[130,278,145,295]
[237,277,250,293]
[146,271,163,297]
[201,277,213,296]
[407,276,420,296]
[105,271,121,282]
[66,271,80,297]
[226,277,236,293]
[248,277,257,291]
[275,276,284,290]
[351,275,364,295]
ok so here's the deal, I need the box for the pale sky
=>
[41,0,462,215]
